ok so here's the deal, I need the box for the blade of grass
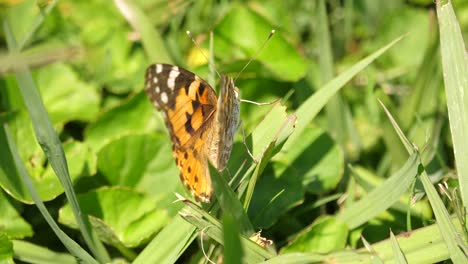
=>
[244,107,296,210]
[336,152,420,229]
[12,240,78,264]
[361,236,384,264]
[420,170,468,262]
[0,44,82,75]
[3,125,98,264]
[436,0,468,211]
[259,250,371,264]
[380,72,468,262]
[114,0,171,63]
[210,164,254,235]
[283,34,406,153]
[15,0,58,50]
[358,217,465,263]
[390,230,408,263]
[379,100,414,154]
[223,213,243,264]
[3,21,109,263]
[133,216,197,264]
[316,0,360,158]
[179,205,274,262]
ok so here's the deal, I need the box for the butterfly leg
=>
[239,121,258,164]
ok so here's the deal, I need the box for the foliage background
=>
[0,0,467,263]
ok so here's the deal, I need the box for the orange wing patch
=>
[174,137,212,203]
[145,64,218,202]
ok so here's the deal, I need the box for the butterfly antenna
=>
[234,29,276,81]
[186,31,222,79]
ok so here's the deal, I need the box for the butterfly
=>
[145,64,240,203]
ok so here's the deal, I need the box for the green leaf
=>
[283,34,406,154]
[12,240,77,264]
[214,5,307,82]
[3,124,98,264]
[0,119,95,203]
[115,0,172,63]
[97,132,182,215]
[58,187,169,248]
[281,216,348,254]
[364,7,429,68]
[211,164,254,236]
[349,165,432,219]
[357,216,467,263]
[133,216,197,264]
[85,91,157,151]
[4,21,108,262]
[0,233,13,264]
[0,190,33,239]
[273,124,344,194]
[336,153,420,229]
[243,102,296,209]
[97,134,164,187]
[437,0,468,213]
[390,230,408,263]
[260,250,371,264]
[315,0,360,159]
[223,213,243,264]
[179,201,274,262]
[419,169,468,262]
[36,63,100,124]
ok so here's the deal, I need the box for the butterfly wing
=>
[145,64,217,202]
[207,75,240,171]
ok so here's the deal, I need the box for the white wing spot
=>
[161,92,168,103]
[153,76,158,83]
[155,86,160,93]
[156,64,163,73]
[167,66,180,90]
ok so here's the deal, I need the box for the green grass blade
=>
[114,0,171,63]
[133,216,197,264]
[436,0,468,211]
[316,0,360,158]
[336,153,420,229]
[210,166,254,236]
[3,125,98,264]
[179,204,274,262]
[12,240,77,264]
[223,214,243,264]
[390,230,408,264]
[260,251,371,264]
[16,0,58,50]
[358,216,466,263]
[283,34,406,152]
[379,100,414,154]
[3,21,109,263]
[420,169,468,262]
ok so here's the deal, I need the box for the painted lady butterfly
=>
[145,64,240,203]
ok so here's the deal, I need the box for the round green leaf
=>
[85,91,158,151]
[58,187,169,248]
[214,5,307,82]
[0,191,33,239]
[0,113,93,203]
[37,63,100,124]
